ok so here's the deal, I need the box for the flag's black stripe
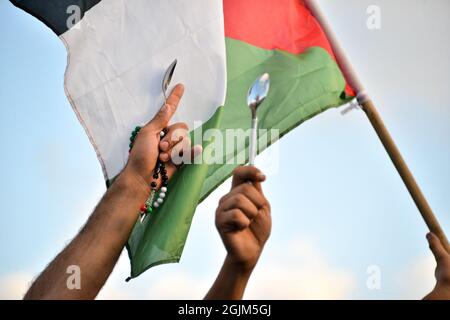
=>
[10,0,102,36]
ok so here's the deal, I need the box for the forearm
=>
[204,256,254,300]
[424,285,450,300]
[24,169,149,300]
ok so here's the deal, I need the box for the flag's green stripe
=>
[199,37,351,201]
[127,37,350,278]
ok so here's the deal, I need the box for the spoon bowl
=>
[247,73,270,165]
[162,59,177,102]
[247,73,270,117]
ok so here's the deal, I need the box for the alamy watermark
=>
[66,265,81,290]
[166,123,280,174]
[367,5,382,30]
[66,5,81,30]
[366,265,381,290]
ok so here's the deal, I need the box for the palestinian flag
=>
[11,0,354,278]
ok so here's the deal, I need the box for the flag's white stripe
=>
[59,0,227,179]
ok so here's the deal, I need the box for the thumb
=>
[147,84,184,131]
[427,233,449,263]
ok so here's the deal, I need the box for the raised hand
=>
[424,232,450,300]
[126,83,200,186]
[205,166,271,300]
[216,166,271,271]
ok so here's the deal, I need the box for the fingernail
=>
[160,141,169,151]
[194,145,203,154]
[193,145,203,158]
[160,152,169,162]
[161,104,168,112]
[257,173,266,181]
[426,233,432,241]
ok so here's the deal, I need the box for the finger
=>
[219,183,267,209]
[216,209,251,231]
[159,123,189,152]
[165,143,202,167]
[249,212,272,244]
[220,193,259,220]
[166,136,191,164]
[427,233,449,263]
[160,135,189,163]
[147,84,185,131]
[231,166,266,189]
[159,152,170,163]
[163,145,201,176]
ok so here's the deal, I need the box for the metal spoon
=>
[162,59,177,104]
[247,73,270,166]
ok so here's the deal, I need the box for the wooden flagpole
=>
[305,0,450,252]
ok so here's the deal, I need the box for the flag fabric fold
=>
[12,0,353,278]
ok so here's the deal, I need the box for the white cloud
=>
[0,236,354,300]
[394,255,436,300]
[0,273,33,300]
[144,272,210,300]
[0,175,356,300]
[1,176,355,300]
[97,235,355,300]
[245,237,355,299]
[97,286,134,300]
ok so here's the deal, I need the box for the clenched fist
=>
[215,166,271,272]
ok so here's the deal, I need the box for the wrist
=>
[118,167,151,197]
[224,255,257,277]
[204,255,254,300]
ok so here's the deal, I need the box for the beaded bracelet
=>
[129,126,168,222]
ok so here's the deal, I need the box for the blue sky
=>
[1,0,449,299]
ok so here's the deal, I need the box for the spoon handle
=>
[248,117,258,166]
